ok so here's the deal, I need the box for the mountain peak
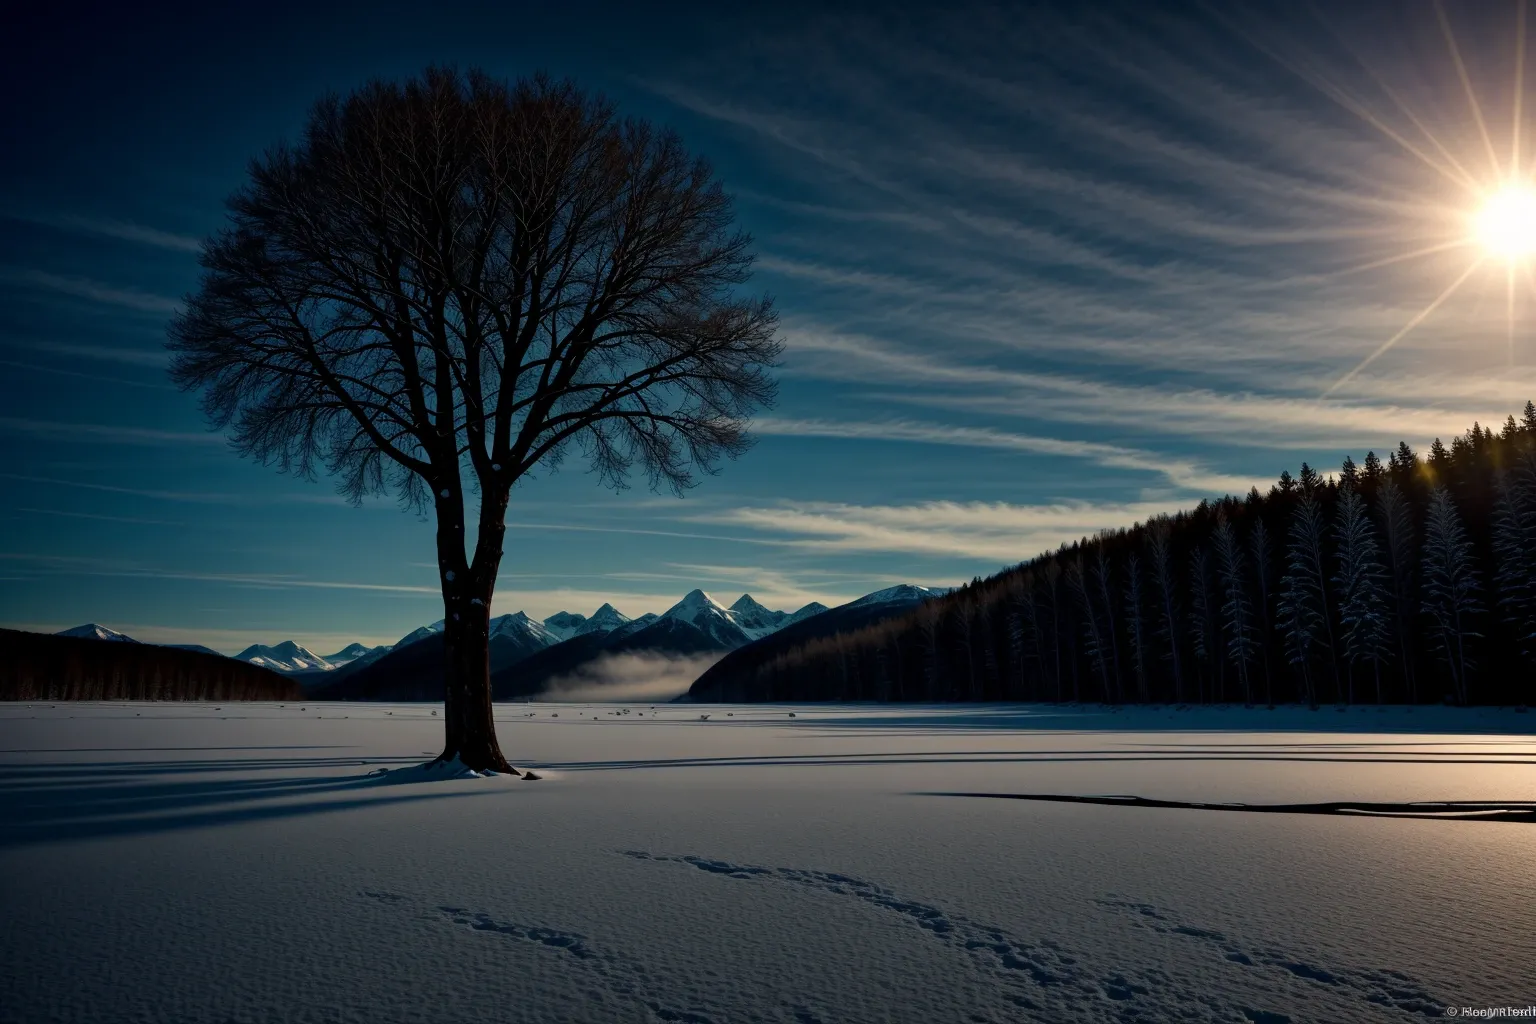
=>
[56,623,138,643]
[729,593,771,614]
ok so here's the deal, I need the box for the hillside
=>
[0,629,300,701]
[695,405,1536,707]
[688,586,951,700]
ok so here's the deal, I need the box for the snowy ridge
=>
[662,590,753,647]
[56,624,139,643]
[846,584,951,609]
[235,640,334,673]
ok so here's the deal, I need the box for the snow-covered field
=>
[3,701,1534,1023]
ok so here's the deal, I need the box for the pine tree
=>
[1067,556,1114,701]
[1491,446,1536,674]
[1420,486,1481,704]
[1188,546,1222,702]
[1333,486,1392,702]
[1339,455,1359,490]
[1280,491,1337,702]
[1213,513,1258,703]
[1124,553,1150,702]
[1248,518,1275,705]
[1145,520,1185,701]
[1091,548,1124,701]
[1362,450,1384,490]
[1375,478,1418,701]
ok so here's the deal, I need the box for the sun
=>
[1476,186,1536,259]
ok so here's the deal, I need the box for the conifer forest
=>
[703,405,1536,706]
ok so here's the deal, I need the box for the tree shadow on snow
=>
[0,753,515,848]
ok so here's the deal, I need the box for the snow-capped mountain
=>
[234,641,333,673]
[542,611,588,640]
[727,595,831,639]
[490,612,560,646]
[56,624,139,643]
[393,620,445,648]
[662,590,754,647]
[606,612,659,641]
[541,603,635,641]
[847,584,951,608]
[322,643,390,668]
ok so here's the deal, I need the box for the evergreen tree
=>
[1374,478,1419,701]
[1280,491,1337,701]
[1124,553,1150,702]
[1067,556,1114,701]
[1491,446,1536,674]
[1145,520,1185,701]
[1248,518,1275,705]
[1091,549,1124,701]
[1213,513,1258,703]
[1188,546,1221,702]
[1420,486,1481,703]
[1333,486,1391,702]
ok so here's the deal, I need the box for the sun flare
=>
[1476,186,1536,259]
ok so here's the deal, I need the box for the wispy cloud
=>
[2,268,182,313]
[12,507,179,526]
[695,499,1183,562]
[7,339,170,367]
[0,417,224,447]
[0,358,176,390]
[3,210,201,252]
[754,416,1257,494]
[0,472,349,505]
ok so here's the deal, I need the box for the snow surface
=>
[3,702,1534,1023]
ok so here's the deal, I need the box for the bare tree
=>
[168,70,780,771]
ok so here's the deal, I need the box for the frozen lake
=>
[2,701,1534,1023]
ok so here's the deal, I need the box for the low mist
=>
[536,651,723,703]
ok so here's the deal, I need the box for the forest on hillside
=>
[696,404,1536,707]
[0,630,301,701]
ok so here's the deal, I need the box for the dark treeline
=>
[700,405,1536,706]
[0,630,301,701]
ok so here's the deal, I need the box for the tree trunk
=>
[432,481,517,775]
[438,595,517,773]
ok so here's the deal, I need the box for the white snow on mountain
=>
[322,643,390,668]
[727,594,785,639]
[393,620,445,648]
[784,601,829,625]
[234,641,334,673]
[607,612,659,641]
[489,612,560,647]
[661,590,753,647]
[846,584,951,609]
[583,602,631,634]
[541,611,588,641]
[55,624,139,643]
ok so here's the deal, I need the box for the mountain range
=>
[51,584,947,700]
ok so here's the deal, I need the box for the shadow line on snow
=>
[530,751,1536,772]
[0,754,514,848]
[923,791,1536,823]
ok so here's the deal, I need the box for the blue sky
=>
[4,1,1535,653]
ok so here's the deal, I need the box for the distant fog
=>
[536,651,723,703]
